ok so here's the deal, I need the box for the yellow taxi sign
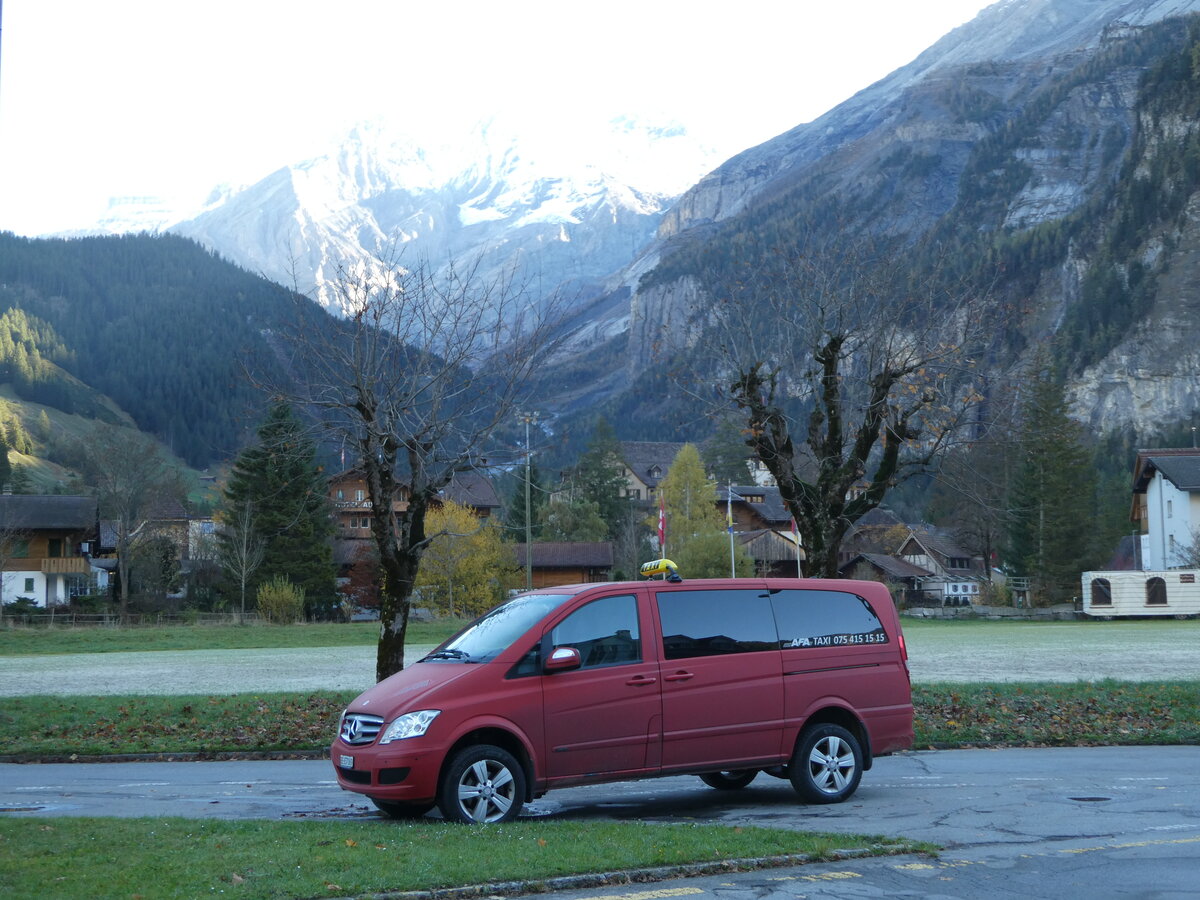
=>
[639,558,678,578]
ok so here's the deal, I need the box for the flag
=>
[657,492,666,552]
[791,517,799,541]
[726,486,734,534]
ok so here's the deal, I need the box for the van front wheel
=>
[699,769,758,790]
[438,745,526,824]
[790,724,862,803]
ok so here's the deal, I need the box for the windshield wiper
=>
[422,648,472,661]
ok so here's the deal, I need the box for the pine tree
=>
[1004,364,1097,604]
[221,402,337,618]
[0,435,11,492]
[504,459,546,544]
[538,497,608,542]
[571,417,629,538]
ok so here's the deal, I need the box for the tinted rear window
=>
[656,588,777,659]
[770,589,889,649]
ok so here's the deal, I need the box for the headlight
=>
[378,709,441,744]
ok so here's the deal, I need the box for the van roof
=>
[526,577,889,596]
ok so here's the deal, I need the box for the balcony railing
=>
[41,557,92,574]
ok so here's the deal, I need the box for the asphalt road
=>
[3,746,1199,898]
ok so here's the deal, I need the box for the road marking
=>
[591,888,705,900]
[767,872,861,884]
[1060,835,1200,854]
[895,860,988,873]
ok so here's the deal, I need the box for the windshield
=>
[422,593,574,664]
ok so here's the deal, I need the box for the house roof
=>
[841,552,933,580]
[0,495,97,531]
[512,541,614,568]
[619,442,686,488]
[903,529,973,561]
[851,506,907,529]
[720,485,792,526]
[1133,449,1200,493]
[440,472,501,510]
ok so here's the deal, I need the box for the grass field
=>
[0,619,466,656]
[4,613,1197,657]
[0,817,924,900]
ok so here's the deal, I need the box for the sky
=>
[0,0,995,236]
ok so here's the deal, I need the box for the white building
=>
[1130,448,1200,569]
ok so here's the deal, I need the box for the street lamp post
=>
[519,412,539,590]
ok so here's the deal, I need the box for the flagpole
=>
[658,492,666,558]
[792,517,802,577]
[727,483,735,577]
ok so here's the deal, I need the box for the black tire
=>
[789,723,862,804]
[370,797,434,819]
[699,769,758,790]
[437,744,526,824]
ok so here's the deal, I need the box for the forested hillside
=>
[0,232,330,468]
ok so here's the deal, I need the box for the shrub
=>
[255,576,305,624]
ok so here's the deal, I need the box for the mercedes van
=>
[331,575,913,823]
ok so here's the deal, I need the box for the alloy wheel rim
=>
[457,759,516,822]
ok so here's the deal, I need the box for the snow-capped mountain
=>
[140,116,727,314]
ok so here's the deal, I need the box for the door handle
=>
[626,675,658,686]
[663,671,694,682]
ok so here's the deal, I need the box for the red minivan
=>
[331,577,913,823]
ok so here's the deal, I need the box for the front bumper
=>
[330,739,443,802]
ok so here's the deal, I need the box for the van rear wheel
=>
[790,724,862,803]
[699,769,758,790]
[437,744,526,824]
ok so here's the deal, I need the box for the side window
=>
[550,594,641,669]
[656,589,777,660]
[1146,577,1168,606]
[1090,578,1112,607]
[771,589,890,648]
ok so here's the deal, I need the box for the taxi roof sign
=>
[639,558,679,579]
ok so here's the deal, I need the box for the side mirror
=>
[544,646,582,672]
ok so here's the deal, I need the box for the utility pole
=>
[518,411,539,590]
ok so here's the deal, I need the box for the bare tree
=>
[0,516,30,624]
[675,231,994,578]
[218,500,265,622]
[67,424,187,621]
[277,254,561,680]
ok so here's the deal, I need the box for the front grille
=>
[340,712,385,745]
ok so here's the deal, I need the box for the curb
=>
[373,846,928,900]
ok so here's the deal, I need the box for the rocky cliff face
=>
[582,0,1200,444]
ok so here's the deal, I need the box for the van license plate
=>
[339,755,354,768]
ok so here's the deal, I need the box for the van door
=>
[653,586,783,771]
[771,586,911,750]
[540,591,662,780]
